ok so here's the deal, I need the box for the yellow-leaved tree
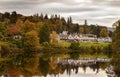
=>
[50,31,59,45]
[79,26,84,34]
[21,20,36,34]
[24,30,40,51]
[100,28,109,37]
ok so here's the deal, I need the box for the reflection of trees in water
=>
[82,65,86,73]
[89,62,100,74]
[99,62,108,70]
[69,53,79,59]
[39,57,50,77]
[65,63,80,76]
[6,66,20,77]
[0,52,40,77]
[74,65,79,74]
[0,53,108,77]
[66,64,71,76]
[89,62,108,74]
[0,54,22,77]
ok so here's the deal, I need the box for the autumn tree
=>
[85,26,92,34]
[0,22,7,40]
[79,26,84,34]
[100,28,109,37]
[16,19,23,27]
[36,22,45,33]
[7,19,23,36]
[21,20,36,34]
[24,30,40,51]
[50,31,59,44]
[112,21,120,77]
[7,24,23,48]
[39,24,50,43]
[7,24,20,36]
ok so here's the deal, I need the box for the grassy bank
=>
[0,41,112,59]
[58,41,110,48]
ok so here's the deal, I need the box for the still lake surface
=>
[0,52,110,77]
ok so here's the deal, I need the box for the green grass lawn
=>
[80,42,110,47]
[58,41,71,48]
[58,41,110,48]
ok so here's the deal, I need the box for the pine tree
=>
[10,11,18,23]
[84,19,88,34]
[44,14,48,19]
[39,24,50,43]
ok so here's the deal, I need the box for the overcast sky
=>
[0,0,120,27]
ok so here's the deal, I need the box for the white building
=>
[59,31,112,42]
[79,34,97,42]
[97,37,112,42]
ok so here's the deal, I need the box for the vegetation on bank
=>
[0,11,112,58]
[0,40,111,58]
[58,41,110,48]
[1,11,120,77]
[112,21,120,77]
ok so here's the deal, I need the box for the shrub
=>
[70,42,80,50]
[42,42,51,49]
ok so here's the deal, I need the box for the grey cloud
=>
[0,1,35,9]
[16,0,120,6]
[91,0,120,7]
[25,0,71,3]
[50,7,100,13]
[2,0,120,6]
[0,0,91,5]
[0,0,120,27]
[109,0,120,7]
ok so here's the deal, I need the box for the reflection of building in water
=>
[89,62,100,74]
[57,58,109,76]
[58,61,105,76]
[1,54,109,77]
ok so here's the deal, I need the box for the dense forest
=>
[0,11,113,55]
[0,11,112,37]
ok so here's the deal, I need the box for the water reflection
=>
[0,52,109,77]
